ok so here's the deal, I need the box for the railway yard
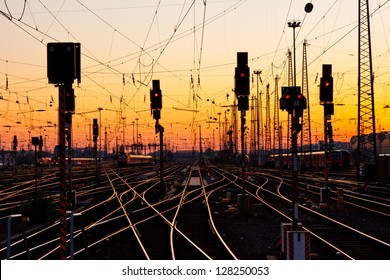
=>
[0,159,389,260]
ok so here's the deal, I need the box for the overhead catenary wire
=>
[2,1,390,147]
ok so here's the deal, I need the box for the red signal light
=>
[285,94,290,99]
[297,94,302,99]
[325,81,330,87]
[150,88,162,110]
[240,72,245,78]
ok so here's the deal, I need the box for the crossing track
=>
[0,163,173,259]
[1,162,237,260]
[3,161,388,260]
[272,167,390,200]
[211,165,390,260]
[260,168,390,218]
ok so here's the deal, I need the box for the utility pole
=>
[253,70,262,166]
[122,117,126,150]
[47,42,80,260]
[287,20,301,230]
[136,118,139,154]
[150,80,165,196]
[217,112,222,151]
[273,75,282,165]
[286,49,293,154]
[199,125,203,157]
[98,107,103,158]
[280,87,306,229]
[235,52,250,215]
[320,64,334,204]
[357,0,377,181]
[265,83,271,155]
[302,39,313,167]
[92,118,99,182]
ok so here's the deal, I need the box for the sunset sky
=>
[1,0,390,153]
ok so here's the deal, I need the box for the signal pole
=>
[150,80,165,196]
[93,118,99,182]
[287,19,301,230]
[235,52,250,214]
[319,64,334,204]
[280,87,306,229]
[47,42,80,259]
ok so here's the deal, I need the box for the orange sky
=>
[1,1,390,152]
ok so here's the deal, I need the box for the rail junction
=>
[1,159,389,260]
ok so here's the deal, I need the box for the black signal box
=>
[235,52,250,96]
[93,118,98,137]
[280,86,306,115]
[150,80,162,110]
[237,95,249,111]
[47,42,81,85]
[32,137,39,146]
[65,87,75,113]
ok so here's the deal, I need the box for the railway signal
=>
[320,64,333,103]
[149,79,165,195]
[65,86,75,113]
[234,52,251,214]
[12,135,17,150]
[47,42,81,85]
[93,118,98,139]
[237,95,249,111]
[280,86,306,116]
[324,103,334,116]
[320,64,334,205]
[279,85,307,232]
[235,54,250,96]
[235,52,250,111]
[150,80,162,111]
[327,122,333,140]
[150,89,162,110]
[39,136,43,151]
[47,42,81,260]
[32,137,39,147]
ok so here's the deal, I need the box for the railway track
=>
[241,170,390,259]
[1,162,237,260]
[2,161,388,260]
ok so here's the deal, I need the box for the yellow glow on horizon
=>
[1,1,390,152]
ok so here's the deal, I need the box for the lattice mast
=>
[287,49,293,87]
[301,40,312,165]
[286,50,293,151]
[273,75,281,156]
[265,83,271,154]
[251,95,257,155]
[357,0,377,176]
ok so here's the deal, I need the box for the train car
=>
[300,150,325,170]
[37,157,52,166]
[127,154,153,165]
[328,149,350,169]
[269,149,350,170]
